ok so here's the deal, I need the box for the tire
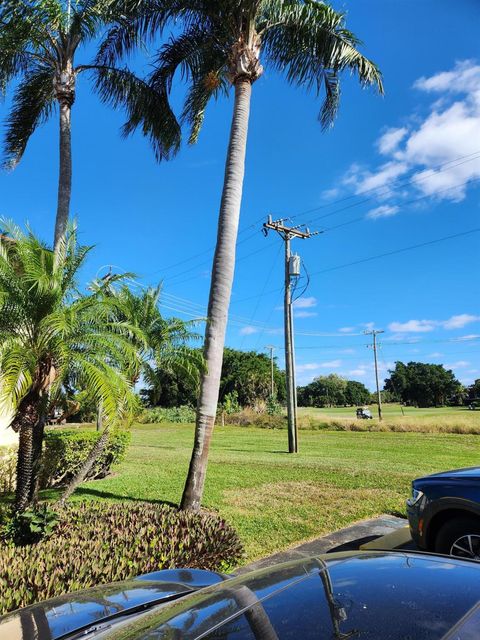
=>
[434,517,480,560]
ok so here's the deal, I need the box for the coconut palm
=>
[0,220,140,512]
[101,0,384,510]
[0,0,180,251]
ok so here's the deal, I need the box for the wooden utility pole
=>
[263,216,320,453]
[365,329,384,421]
[265,345,276,398]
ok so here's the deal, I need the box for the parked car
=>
[3,551,480,639]
[407,466,480,559]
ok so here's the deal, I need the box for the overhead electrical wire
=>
[146,150,480,282]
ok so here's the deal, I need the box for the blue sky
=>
[1,0,479,391]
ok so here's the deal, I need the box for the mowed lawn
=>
[298,404,480,420]
[73,421,480,562]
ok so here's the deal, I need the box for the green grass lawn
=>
[298,404,480,420]
[71,422,480,562]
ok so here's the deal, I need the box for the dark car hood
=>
[415,466,480,483]
[92,551,480,640]
[0,569,228,640]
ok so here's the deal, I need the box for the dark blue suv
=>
[407,467,480,559]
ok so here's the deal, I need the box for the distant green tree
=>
[344,380,371,406]
[467,379,480,404]
[140,366,198,408]
[297,374,347,407]
[220,349,285,407]
[384,361,463,408]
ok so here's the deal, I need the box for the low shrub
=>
[0,446,16,494]
[40,428,130,488]
[224,408,286,429]
[137,405,196,424]
[2,504,59,545]
[0,501,243,614]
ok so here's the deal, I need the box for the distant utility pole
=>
[263,215,320,453]
[365,329,385,421]
[265,345,276,398]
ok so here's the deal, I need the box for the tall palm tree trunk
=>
[54,99,73,251]
[180,78,252,511]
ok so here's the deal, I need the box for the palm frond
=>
[88,64,181,161]
[3,64,55,168]
[261,0,383,128]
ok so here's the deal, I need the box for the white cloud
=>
[366,204,400,220]
[347,161,409,196]
[428,352,444,358]
[293,296,317,309]
[239,325,258,335]
[389,319,436,333]
[413,60,480,94]
[339,327,355,333]
[332,60,480,213]
[349,367,368,377]
[455,334,480,342]
[296,363,321,373]
[377,127,409,155]
[443,314,480,329]
[388,314,480,333]
[322,187,340,200]
[319,360,342,368]
[295,310,317,318]
[445,361,470,369]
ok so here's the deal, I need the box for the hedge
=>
[137,405,196,424]
[0,501,243,614]
[40,428,130,488]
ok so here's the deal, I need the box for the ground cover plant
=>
[0,501,242,614]
[56,418,480,560]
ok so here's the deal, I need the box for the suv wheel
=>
[435,517,480,560]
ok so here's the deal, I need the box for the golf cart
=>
[356,407,373,419]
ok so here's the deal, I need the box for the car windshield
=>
[91,554,480,640]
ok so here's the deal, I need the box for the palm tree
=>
[0,220,140,512]
[0,0,180,251]
[107,283,204,388]
[57,282,204,503]
[102,0,384,510]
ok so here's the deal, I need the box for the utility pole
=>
[265,345,276,398]
[365,329,384,421]
[263,216,320,453]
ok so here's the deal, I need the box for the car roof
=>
[92,551,480,640]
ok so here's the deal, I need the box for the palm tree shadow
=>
[74,487,178,507]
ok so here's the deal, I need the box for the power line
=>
[288,150,480,224]
[308,227,480,278]
[145,151,480,283]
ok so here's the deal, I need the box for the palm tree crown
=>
[0,220,140,510]
[104,0,383,142]
[0,0,180,248]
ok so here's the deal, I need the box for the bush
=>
[40,428,130,488]
[224,408,287,429]
[0,447,16,495]
[1,504,59,545]
[137,405,196,424]
[0,501,243,614]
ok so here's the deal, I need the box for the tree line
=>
[297,362,477,409]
